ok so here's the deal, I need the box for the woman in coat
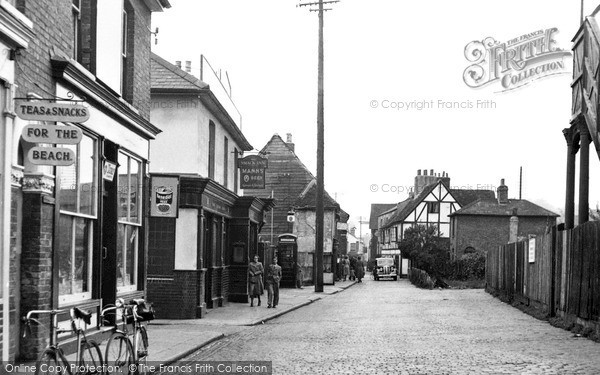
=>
[342,256,350,281]
[248,255,264,307]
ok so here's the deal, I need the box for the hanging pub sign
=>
[238,155,268,189]
[150,175,179,218]
[15,100,90,123]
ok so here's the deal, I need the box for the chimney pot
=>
[286,133,292,143]
[185,60,191,73]
[417,169,421,176]
[424,170,428,176]
[175,60,182,69]
[430,169,434,176]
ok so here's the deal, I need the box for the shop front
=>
[147,176,273,318]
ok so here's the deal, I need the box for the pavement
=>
[145,280,357,366]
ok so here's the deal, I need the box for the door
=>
[277,234,297,288]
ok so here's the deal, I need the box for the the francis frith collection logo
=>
[463,27,572,92]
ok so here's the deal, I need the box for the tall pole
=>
[315,0,324,292]
[298,0,338,292]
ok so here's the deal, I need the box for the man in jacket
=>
[266,257,282,308]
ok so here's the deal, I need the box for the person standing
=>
[355,256,365,283]
[342,256,350,281]
[248,255,264,307]
[266,257,282,308]
[295,261,304,289]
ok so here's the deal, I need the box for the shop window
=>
[117,152,142,293]
[57,133,97,305]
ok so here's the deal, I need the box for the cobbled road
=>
[175,278,600,374]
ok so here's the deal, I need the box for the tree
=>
[399,225,450,279]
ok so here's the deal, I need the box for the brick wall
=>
[454,215,556,258]
[9,187,21,361]
[148,217,175,276]
[15,0,73,97]
[130,0,152,119]
[19,193,54,360]
[454,215,509,258]
[147,270,201,319]
[245,136,314,243]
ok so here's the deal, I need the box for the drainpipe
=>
[1,83,14,362]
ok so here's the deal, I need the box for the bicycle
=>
[101,299,151,375]
[22,308,103,375]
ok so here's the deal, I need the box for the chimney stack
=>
[285,133,295,152]
[175,61,182,69]
[497,178,509,204]
[185,61,191,73]
[509,209,519,243]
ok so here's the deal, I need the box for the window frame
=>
[57,129,98,306]
[116,150,143,294]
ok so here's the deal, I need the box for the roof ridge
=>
[151,52,209,90]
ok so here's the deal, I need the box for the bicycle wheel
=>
[35,348,72,375]
[80,340,103,374]
[104,334,134,375]
[134,325,148,363]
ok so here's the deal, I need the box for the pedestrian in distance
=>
[248,255,264,307]
[342,255,350,281]
[349,256,357,281]
[355,256,365,283]
[266,257,282,308]
[295,261,304,289]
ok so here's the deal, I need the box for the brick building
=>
[449,179,558,258]
[1,0,170,360]
[146,54,273,319]
[244,134,343,285]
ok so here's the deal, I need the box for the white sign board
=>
[22,124,82,144]
[528,238,536,263]
[27,146,75,166]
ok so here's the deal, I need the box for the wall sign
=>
[239,155,268,189]
[150,176,179,218]
[102,161,117,181]
[528,237,536,263]
[15,100,90,123]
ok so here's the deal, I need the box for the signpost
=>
[239,155,268,189]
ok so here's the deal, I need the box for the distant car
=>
[374,257,397,281]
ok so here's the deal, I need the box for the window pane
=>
[118,153,129,221]
[130,159,140,223]
[79,135,96,215]
[58,215,74,296]
[73,217,91,293]
[59,144,78,213]
[117,224,137,287]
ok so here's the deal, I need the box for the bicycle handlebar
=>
[25,309,66,321]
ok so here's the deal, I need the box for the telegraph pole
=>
[298,0,339,292]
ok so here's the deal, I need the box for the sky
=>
[151,0,600,232]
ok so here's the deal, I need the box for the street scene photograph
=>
[2,0,600,374]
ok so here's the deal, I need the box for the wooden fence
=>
[487,221,600,329]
